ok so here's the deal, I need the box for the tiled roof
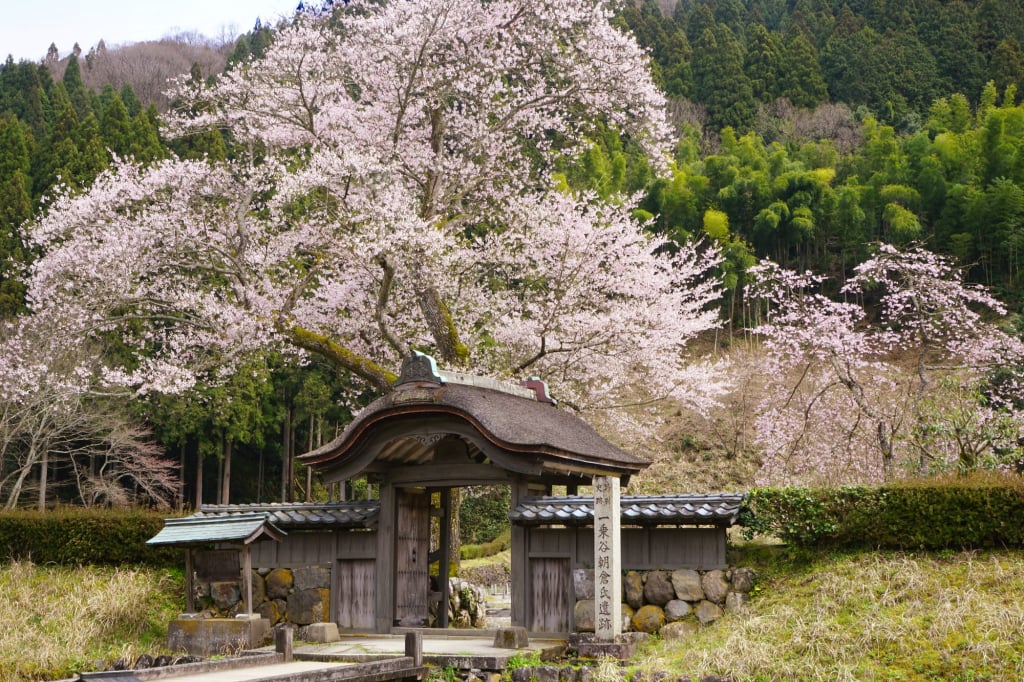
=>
[509,494,745,527]
[193,501,381,530]
[146,512,286,546]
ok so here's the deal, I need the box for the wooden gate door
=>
[530,557,572,632]
[395,489,430,626]
[335,559,376,630]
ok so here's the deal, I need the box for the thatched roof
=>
[299,353,649,482]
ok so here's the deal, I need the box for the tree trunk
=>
[221,438,232,505]
[195,451,204,508]
[37,450,48,511]
[281,403,294,502]
[178,442,186,512]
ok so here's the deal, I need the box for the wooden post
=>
[275,624,294,662]
[242,544,253,618]
[510,478,530,629]
[438,487,452,629]
[405,631,423,665]
[593,475,621,640]
[376,482,396,633]
[185,548,195,613]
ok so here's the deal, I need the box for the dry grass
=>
[0,560,182,680]
[634,549,1024,681]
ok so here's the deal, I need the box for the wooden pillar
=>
[375,481,397,633]
[593,475,621,640]
[438,487,452,629]
[510,478,530,629]
[185,548,195,613]
[242,544,253,618]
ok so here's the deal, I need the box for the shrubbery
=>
[740,474,1024,549]
[0,508,180,566]
[460,530,510,561]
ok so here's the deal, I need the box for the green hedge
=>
[0,508,181,566]
[740,475,1024,549]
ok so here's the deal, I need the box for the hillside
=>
[637,546,1024,681]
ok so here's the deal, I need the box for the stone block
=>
[623,571,644,609]
[574,599,595,632]
[731,567,756,593]
[257,598,286,624]
[573,568,595,600]
[493,626,530,649]
[249,570,267,606]
[298,621,340,642]
[725,591,749,612]
[286,588,329,625]
[293,565,331,591]
[209,581,240,611]
[265,568,294,600]
[695,600,724,624]
[660,620,699,641]
[671,569,704,602]
[167,616,271,657]
[630,604,665,634]
[643,571,675,607]
[664,599,691,622]
[701,569,730,604]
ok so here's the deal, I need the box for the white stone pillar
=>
[593,475,621,640]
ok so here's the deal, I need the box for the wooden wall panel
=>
[335,559,376,630]
[529,557,572,632]
[526,526,729,571]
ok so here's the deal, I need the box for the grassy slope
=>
[0,561,183,681]
[5,548,1023,681]
[635,545,1024,682]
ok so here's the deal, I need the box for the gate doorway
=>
[395,489,430,626]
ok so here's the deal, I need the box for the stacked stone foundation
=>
[195,564,331,626]
[195,566,489,630]
[572,567,755,636]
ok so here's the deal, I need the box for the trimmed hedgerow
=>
[0,508,180,566]
[740,474,1024,549]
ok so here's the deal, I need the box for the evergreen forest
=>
[1,0,1024,513]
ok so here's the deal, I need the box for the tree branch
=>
[373,255,408,356]
[280,323,397,393]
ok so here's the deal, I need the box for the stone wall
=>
[572,567,755,636]
[196,567,490,630]
[195,564,331,626]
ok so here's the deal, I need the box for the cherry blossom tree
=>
[748,244,1024,485]
[24,0,725,433]
[0,320,177,509]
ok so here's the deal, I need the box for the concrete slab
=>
[291,634,566,670]
[148,661,351,682]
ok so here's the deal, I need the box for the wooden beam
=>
[438,487,451,629]
[376,482,397,633]
[510,477,530,629]
[185,548,195,613]
[243,544,253,618]
[386,461,513,487]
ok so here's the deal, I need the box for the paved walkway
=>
[145,661,352,682]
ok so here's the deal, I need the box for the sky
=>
[2,0,302,63]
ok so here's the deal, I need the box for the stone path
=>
[144,661,351,682]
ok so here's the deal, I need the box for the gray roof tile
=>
[194,501,380,529]
[146,512,286,546]
[510,494,745,527]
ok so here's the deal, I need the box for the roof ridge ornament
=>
[520,376,557,405]
[396,350,445,386]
